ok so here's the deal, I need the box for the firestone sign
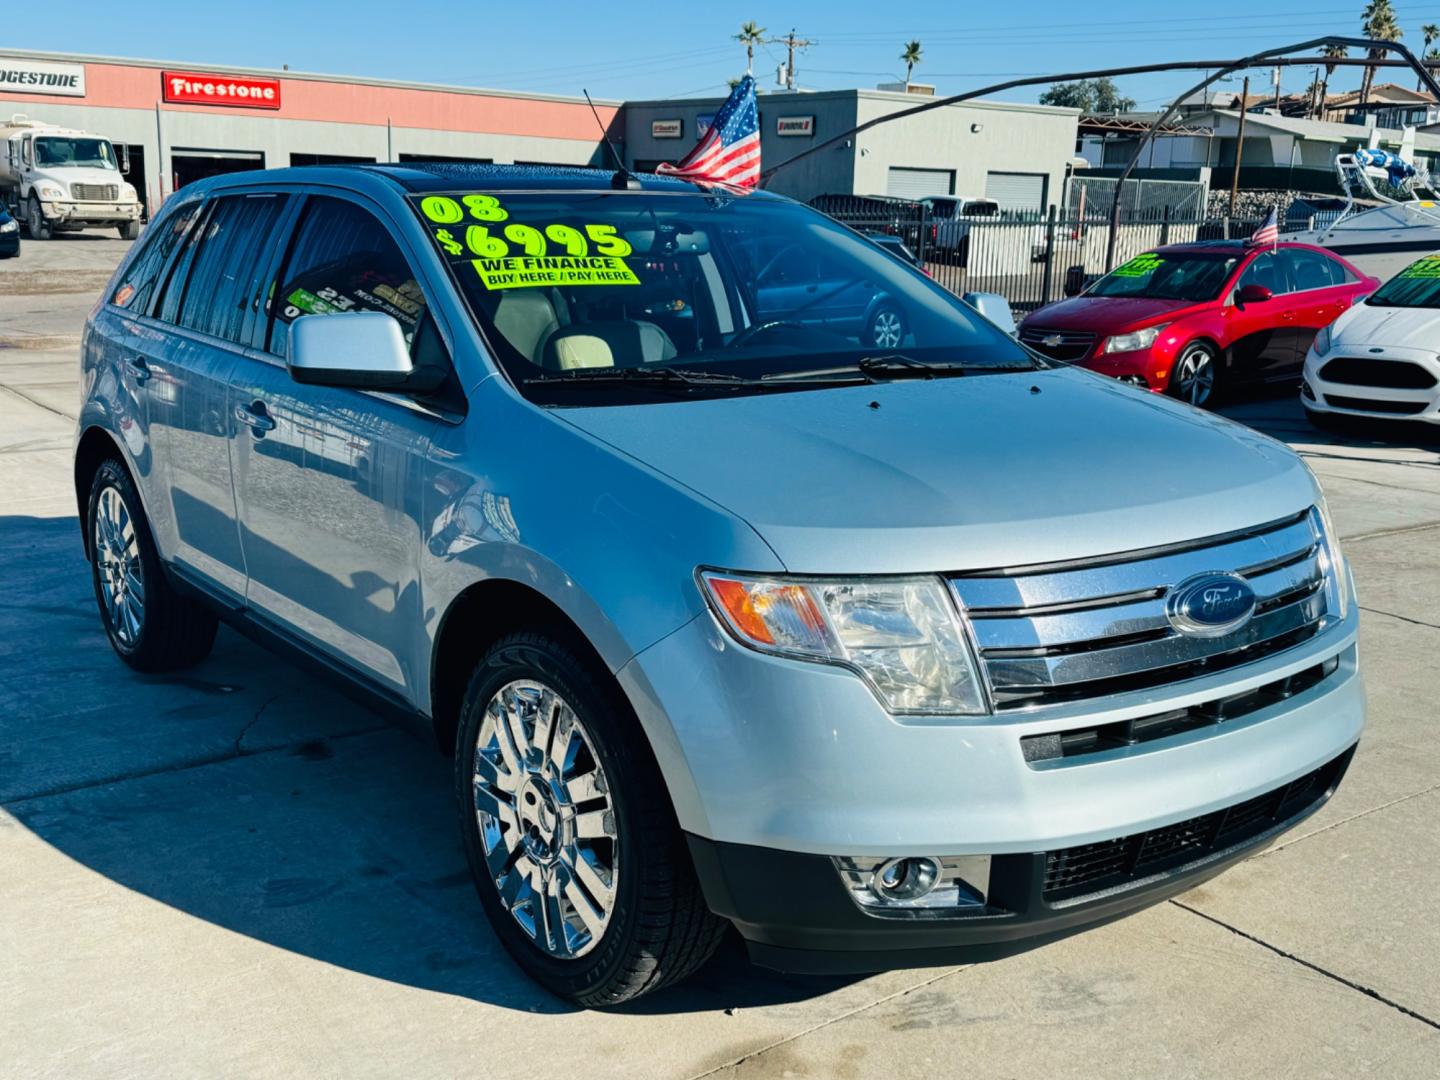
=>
[162,70,282,110]
[776,115,815,137]
[0,59,86,97]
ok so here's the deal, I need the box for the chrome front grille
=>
[1018,327,1096,363]
[951,510,1337,709]
[71,183,120,201]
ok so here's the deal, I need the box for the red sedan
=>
[1018,241,1379,407]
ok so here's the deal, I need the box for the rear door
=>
[228,191,449,700]
[1278,246,1365,365]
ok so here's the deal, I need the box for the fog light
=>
[1301,380,1317,402]
[834,854,991,915]
[875,857,939,901]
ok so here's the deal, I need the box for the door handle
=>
[123,357,151,383]
[1282,312,1296,321]
[234,401,276,433]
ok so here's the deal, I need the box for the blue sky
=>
[10,2,1440,105]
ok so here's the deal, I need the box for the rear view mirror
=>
[288,312,415,389]
[1236,284,1273,306]
[962,291,1017,336]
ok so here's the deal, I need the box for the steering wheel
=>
[727,320,806,349]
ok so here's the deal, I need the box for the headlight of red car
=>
[1098,322,1170,355]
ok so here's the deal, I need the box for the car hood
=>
[1025,295,1202,333]
[558,367,1318,574]
[1332,301,1440,350]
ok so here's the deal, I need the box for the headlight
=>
[700,571,987,714]
[1313,324,1333,357]
[1312,497,1348,619]
[37,184,64,200]
[1099,322,1170,355]
[121,183,137,200]
[0,219,17,233]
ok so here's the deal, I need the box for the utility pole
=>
[1228,75,1249,221]
[765,28,817,91]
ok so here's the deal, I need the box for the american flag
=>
[1248,206,1279,248]
[657,76,761,188]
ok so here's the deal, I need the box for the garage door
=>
[886,167,954,200]
[984,171,1047,213]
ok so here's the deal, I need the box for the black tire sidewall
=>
[454,634,660,1003]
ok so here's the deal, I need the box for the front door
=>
[228,193,444,698]
[1224,250,1304,384]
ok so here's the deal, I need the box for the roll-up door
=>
[886,167,954,199]
[984,171,1047,213]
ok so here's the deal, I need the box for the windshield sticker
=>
[1399,255,1440,279]
[1113,253,1164,277]
[420,194,637,288]
[470,255,640,291]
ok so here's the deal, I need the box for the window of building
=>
[289,153,376,167]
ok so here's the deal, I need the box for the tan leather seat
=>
[540,320,678,371]
[492,290,569,365]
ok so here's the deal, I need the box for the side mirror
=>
[1063,264,1087,297]
[963,291,1017,336]
[288,312,415,390]
[1236,283,1273,306]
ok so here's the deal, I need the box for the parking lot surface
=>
[3,235,1439,1078]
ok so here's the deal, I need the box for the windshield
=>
[1368,254,1440,307]
[1086,251,1240,302]
[34,137,118,170]
[413,191,1036,404]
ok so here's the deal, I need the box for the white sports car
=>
[1302,254,1440,427]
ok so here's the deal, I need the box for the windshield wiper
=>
[524,366,767,390]
[762,354,1029,383]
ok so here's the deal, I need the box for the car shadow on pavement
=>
[0,513,860,1016]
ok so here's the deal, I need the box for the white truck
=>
[1,116,142,240]
[920,195,999,263]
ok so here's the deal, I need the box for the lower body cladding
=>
[1303,347,1440,424]
[619,610,1363,974]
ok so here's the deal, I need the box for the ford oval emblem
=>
[1166,572,1257,638]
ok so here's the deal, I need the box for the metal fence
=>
[814,197,1281,314]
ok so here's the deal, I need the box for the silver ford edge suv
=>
[76,165,1363,1006]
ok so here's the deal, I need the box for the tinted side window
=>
[1281,248,1344,292]
[268,196,427,359]
[1238,252,1284,294]
[111,201,203,315]
[176,193,290,343]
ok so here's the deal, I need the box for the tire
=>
[456,632,725,1006]
[86,458,218,671]
[118,220,141,241]
[26,194,52,240]
[866,304,905,350]
[1168,341,1220,408]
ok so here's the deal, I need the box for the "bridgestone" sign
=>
[162,70,282,110]
[0,59,86,97]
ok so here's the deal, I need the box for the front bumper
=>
[1302,344,1440,424]
[42,200,141,226]
[689,743,1353,973]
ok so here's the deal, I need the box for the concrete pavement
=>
[2,236,1438,1078]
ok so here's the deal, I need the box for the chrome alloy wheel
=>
[1174,346,1216,406]
[473,680,618,959]
[93,485,145,646]
[870,309,903,349]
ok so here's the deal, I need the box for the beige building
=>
[624,88,1081,212]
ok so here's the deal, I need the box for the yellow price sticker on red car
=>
[471,255,640,291]
[1113,253,1164,277]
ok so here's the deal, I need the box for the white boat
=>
[1291,129,1440,281]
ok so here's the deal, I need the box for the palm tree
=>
[1318,43,1348,117]
[1421,24,1440,90]
[900,40,923,90]
[736,21,765,76]
[1360,0,1403,106]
